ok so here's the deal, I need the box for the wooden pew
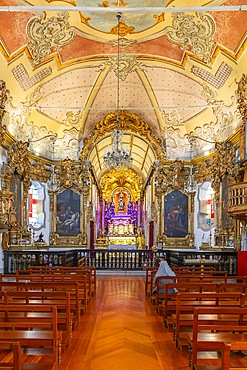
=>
[3,290,72,350]
[162,282,220,328]
[0,305,61,369]
[26,266,97,297]
[0,341,21,370]
[194,342,232,370]
[15,273,89,310]
[173,291,245,354]
[187,306,247,368]
[0,280,84,327]
[24,281,83,326]
[157,281,219,317]
[145,267,158,297]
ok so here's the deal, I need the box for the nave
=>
[59,274,189,370]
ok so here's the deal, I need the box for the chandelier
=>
[103,12,132,170]
[184,164,197,193]
[184,138,197,194]
[47,137,60,193]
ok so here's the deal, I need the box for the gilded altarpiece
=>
[49,157,91,246]
[155,157,194,247]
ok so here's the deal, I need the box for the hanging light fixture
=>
[103,12,132,170]
[184,138,197,194]
[47,136,60,193]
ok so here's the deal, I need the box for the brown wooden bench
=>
[0,340,57,370]
[25,265,97,298]
[145,267,158,297]
[172,266,215,274]
[0,341,21,370]
[0,280,84,327]
[162,281,247,326]
[0,305,61,369]
[187,306,247,368]
[3,290,72,350]
[25,281,83,326]
[159,281,220,318]
[172,291,246,354]
[15,273,90,310]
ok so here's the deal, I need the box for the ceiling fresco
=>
[0,0,246,181]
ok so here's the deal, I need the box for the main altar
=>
[104,190,138,249]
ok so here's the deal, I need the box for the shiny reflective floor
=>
[59,275,247,370]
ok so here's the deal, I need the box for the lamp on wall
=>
[103,12,132,170]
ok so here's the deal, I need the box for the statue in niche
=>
[118,193,125,211]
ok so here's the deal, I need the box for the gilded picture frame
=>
[162,190,193,247]
[51,188,83,245]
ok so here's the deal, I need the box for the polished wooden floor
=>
[59,275,247,370]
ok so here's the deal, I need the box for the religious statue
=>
[118,193,125,211]
[36,232,45,243]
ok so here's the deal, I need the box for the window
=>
[28,181,45,230]
[197,181,215,231]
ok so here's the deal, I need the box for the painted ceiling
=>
[0,0,246,181]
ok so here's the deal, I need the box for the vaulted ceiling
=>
[0,0,246,182]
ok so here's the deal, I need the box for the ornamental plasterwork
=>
[26,11,76,65]
[62,111,83,127]
[109,38,137,48]
[110,20,135,37]
[164,12,216,63]
[80,110,166,162]
[236,74,247,117]
[108,53,139,81]
[161,110,183,128]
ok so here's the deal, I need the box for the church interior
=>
[1,2,247,370]
[0,0,247,271]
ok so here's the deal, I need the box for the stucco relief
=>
[164,12,216,63]
[26,11,76,65]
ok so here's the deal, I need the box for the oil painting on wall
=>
[164,190,188,238]
[56,189,80,237]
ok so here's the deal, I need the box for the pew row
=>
[24,266,97,297]
[171,291,246,354]
[0,305,61,369]
[187,306,247,368]
[3,290,72,350]
[153,275,247,312]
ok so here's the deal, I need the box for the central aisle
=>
[59,275,190,370]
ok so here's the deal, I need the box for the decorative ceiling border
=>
[0,35,245,75]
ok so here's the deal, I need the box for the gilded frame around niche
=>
[163,190,193,247]
[52,188,83,245]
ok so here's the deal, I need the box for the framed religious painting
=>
[10,172,22,227]
[163,190,193,247]
[51,188,82,245]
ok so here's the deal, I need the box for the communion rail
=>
[3,249,237,275]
